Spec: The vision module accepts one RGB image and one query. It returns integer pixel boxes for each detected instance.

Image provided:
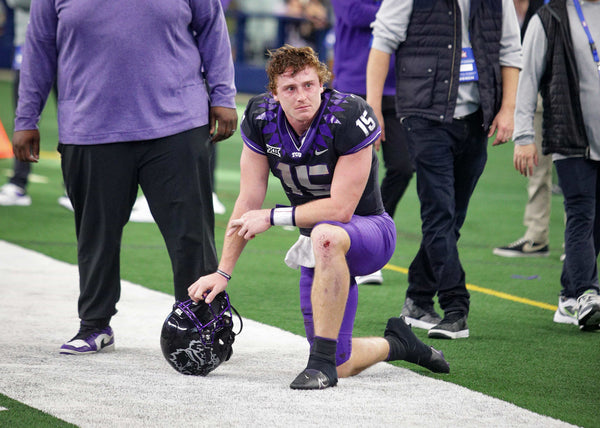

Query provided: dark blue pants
[403,110,487,316]
[555,158,600,298]
[59,126,217,324]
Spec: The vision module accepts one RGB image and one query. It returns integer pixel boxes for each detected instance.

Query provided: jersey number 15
[356,110,376,137]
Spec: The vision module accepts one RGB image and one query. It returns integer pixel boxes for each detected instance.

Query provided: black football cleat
[290,369,337,390]
[427,347,450,373]
[385,316,450,374]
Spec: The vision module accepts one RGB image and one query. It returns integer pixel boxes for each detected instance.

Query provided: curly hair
[266,45,332,94]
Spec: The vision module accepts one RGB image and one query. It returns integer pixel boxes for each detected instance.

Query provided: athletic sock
[384,318,429,363]
[306,336,338,384]
[384,317,449,373]
[385,335,407,362]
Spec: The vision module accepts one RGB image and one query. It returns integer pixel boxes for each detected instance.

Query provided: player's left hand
[227,209,272,240]
[209,106,238,143]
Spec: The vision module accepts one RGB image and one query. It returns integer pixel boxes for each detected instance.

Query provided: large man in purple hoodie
[12,0,238,355]
[331,0,414,286]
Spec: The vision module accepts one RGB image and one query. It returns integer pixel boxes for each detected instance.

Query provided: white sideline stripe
[0,240,574,428]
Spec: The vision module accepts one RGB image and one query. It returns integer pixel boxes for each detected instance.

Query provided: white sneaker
[129,195,155,223]
[553,295,578,326]
[355,270,383,285]
[58,195,73,211]
[0,183,31,206]
[577,289,600,331]
[212,192,226,215]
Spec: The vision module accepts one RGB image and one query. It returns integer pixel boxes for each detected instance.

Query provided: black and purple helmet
[160,292,239,376]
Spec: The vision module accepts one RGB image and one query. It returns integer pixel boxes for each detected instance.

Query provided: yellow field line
[40,150,60,160]
[384,263,558,311]
[17,152,560,313]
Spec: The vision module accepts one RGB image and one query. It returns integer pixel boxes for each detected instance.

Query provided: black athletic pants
[355,95,414,219]
[379,96,414,219]
[59,126,217,324]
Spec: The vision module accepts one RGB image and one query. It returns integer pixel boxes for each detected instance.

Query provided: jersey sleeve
[333,95,381,155]
[240,95,267,155]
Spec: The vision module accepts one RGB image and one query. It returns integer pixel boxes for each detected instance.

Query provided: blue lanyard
[572,0,600,79]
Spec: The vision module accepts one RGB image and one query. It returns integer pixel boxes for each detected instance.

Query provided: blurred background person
[511,0,600,330]
[493,0,554,258]
[0,0,34,207]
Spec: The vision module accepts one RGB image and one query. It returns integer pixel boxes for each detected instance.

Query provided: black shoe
[428,312,469,339]
[290,369,337,390]
[401,297,442,330]
[385,317,450,373]
[492,238,549,258]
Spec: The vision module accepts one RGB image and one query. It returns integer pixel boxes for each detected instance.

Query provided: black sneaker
[428,312,469,339]
[290,369,337,390]
[492,238,549,258]
[385,317,450,373]
[401,297,442,330]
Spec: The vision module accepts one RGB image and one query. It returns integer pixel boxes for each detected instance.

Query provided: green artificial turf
[1,78,598,428]
[0,395,77,428]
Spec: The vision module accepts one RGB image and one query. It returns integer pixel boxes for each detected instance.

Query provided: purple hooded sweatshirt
[331,0,395,96]
[15,0,236,144]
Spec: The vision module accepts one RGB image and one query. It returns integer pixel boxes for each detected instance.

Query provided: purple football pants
[299,212,396,365]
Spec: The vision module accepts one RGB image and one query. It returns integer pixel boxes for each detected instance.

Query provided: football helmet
[160,292,241,376]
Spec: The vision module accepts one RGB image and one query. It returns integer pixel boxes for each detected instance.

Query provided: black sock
[306,337,338,383]
[81,318,110,330]
[385,335,406,362]
[384,317,428,363]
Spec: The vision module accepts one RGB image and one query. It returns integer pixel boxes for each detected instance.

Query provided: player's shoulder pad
[330,90,374,120]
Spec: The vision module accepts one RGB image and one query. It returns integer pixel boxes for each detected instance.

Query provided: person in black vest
[512,0,600,330]
[366,0,522,339]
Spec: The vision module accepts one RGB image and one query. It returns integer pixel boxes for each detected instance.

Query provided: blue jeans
[555,158,600,298]
[403,110,487,316]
